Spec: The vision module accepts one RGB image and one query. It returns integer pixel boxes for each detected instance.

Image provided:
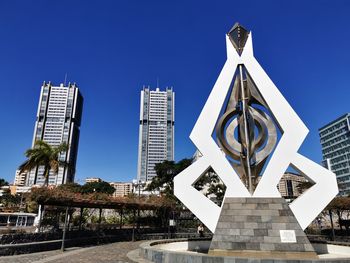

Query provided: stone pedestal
[209,198,318,259]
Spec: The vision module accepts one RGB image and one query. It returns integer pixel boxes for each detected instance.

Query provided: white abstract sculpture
[174,24,338,233]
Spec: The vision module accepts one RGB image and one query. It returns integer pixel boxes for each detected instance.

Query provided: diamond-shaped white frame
[174,32,338,232]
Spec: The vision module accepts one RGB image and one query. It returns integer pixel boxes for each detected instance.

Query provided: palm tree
[19,140,69,186]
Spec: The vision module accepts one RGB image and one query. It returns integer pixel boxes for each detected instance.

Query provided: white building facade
[277,172,308,199]
[85,177,101,184]
[137,86,174,182]
[110,182,132,197]
[26,82,83,186]
[14,170,27,186]
[319,113,350,195]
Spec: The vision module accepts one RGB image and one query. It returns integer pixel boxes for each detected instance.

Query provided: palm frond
[54,142,69,154]
[18,159,37,174]
[20,140,71,186]
[50,160,60,173]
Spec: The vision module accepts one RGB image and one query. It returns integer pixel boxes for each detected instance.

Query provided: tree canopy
[19,140,69,186]
[193,167,226,206]
[57,182,82,193]
[145,159,227,206]
[0,178,9,187]
[0,189,20,208]
[80,181,115,195]
[327,196,350,211]
[145,159,192,198]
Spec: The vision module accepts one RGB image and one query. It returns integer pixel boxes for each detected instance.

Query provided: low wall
[0,227,168,245]
[140,239,350,263]
[0,229,203,256]
[0,228,157,256]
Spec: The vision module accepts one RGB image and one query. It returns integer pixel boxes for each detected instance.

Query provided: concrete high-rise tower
[319,113,350,195]
[137,86,174,182]
[26,82,83,186]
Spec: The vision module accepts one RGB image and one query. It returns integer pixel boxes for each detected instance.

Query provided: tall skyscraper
[26,82,83,186]
[319,113,350,195]
[137,86,174,182]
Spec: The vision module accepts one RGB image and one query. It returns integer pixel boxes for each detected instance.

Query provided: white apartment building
[85,177,102,184]
[110,182,132,197]
[26,82,83,186]
[14,170,27,186]
[137,86,174,182]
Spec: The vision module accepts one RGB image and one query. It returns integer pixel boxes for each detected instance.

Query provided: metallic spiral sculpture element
[216,24,278,194]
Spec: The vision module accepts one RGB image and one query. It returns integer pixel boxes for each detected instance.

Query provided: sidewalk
[0,241,143,263]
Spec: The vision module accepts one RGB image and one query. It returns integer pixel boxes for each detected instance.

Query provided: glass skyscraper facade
[319,113,350,195]
[137,86,174,182]
[26,82,83,186]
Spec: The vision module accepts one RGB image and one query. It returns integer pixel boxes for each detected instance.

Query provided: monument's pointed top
[227,22,249,55]
[228,22,244,32]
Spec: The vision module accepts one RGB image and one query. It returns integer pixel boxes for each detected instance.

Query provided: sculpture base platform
[208,197,318,259]
[138,239,350,262]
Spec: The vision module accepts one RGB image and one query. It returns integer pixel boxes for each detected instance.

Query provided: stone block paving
[0,241,143,263]
[0,250,61,263]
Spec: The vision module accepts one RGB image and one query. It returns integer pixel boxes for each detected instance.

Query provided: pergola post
[120,208,123,229]
[137,207,140,229]
[68,209,72,231]
[329,209,336,241]
[98,208,102,230]
[168,211,171,239]
[61,206,69,252]
[79,207,83,231]
[55,210,59,230]
[132,208,136,241]
[38,204,45,232]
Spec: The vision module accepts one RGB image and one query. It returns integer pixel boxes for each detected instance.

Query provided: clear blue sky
[1,0,350,184]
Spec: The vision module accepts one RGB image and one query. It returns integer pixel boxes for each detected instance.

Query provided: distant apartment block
[277,172,308,199]
[137,86,174,182]
[319,113,350,195]
[14,170,27,186]
[26,82,83,186]
[110,182,132,197]
[85,177,102,184]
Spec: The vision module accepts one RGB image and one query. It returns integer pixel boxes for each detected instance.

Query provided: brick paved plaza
[0,241,145,263]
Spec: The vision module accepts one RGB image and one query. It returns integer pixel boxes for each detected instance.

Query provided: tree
[207,182,226,206]
[146,159,193,199]
[57,183,82,193]
[0,179,9,187]
[80,181,115,195]
[0,189,21,208]
[296,181,314,194]
[193,168,227,206]
[19,140,69,186]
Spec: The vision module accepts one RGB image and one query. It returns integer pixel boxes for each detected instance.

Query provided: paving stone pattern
[0,241,143,263]
[210,197,315,253]
[0,250,61,263]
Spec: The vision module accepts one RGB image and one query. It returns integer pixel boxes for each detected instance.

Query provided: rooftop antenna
[64,73,68,86]
[157,77,159,88]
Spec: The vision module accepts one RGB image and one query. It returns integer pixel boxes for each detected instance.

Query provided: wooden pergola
[30,188,176,251]
[37,196,171,210]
